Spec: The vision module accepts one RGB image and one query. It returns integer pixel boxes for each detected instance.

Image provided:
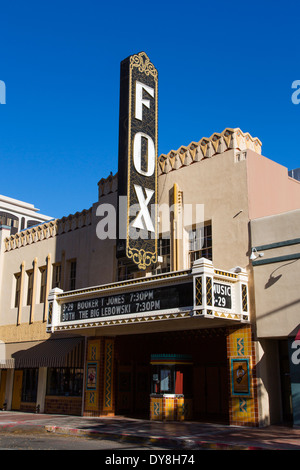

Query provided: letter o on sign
[133,131,155,177]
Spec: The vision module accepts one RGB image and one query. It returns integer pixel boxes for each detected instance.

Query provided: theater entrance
[114,328,229,423]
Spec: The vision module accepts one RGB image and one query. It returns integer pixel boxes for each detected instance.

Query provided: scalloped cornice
[4,208,92,251]
[158,128,261,175]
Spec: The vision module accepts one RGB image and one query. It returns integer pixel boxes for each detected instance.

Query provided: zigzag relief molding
[4,208,92,251]
[158,128,262,175]
[97,128,262,195]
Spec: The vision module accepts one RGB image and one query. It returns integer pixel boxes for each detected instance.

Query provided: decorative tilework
[150,396,192,421]
[195,277,202,306]
[239,398,247,413]
[206,277,213,306]
[241,284,248,312]
[103,339,114,411]
[237,338,244,356]
[154,401,160,416]
[84,339,101,413]
[227,325,259,427]
[88,340,101,361]
[91,346,97,360]
[89,392,95,404]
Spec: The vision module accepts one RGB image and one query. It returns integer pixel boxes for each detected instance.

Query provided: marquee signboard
[117,52,158,270]
[60,282,193,323]
[213,282,232,309]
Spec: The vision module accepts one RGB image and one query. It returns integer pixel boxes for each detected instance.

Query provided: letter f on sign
[132,184,155,232]
[0,81,6,104]
[135,81,154,121]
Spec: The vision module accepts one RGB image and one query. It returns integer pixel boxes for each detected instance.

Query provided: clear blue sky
[0,0,299,219]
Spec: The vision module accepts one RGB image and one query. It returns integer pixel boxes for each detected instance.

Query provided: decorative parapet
[4,208,92,251]
[97,128,262,192]
[158,128,262,175]
[98,172,118,199]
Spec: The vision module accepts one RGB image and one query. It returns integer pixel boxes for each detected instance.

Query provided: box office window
[46,367,83,397]
[189,224,212,265]
[151,364,193,396]
[21,368,38,403]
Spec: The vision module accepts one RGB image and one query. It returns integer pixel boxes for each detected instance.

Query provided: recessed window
[27,271,34,306]
[22,368,38,402]
[52,264,62,289]
[46,367,83,397]
[40,267,47,303]
[14,273,21,308]
[188,223,212,265]
[69,260,77,291]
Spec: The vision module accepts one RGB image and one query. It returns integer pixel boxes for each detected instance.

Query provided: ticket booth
[150,354,193,421]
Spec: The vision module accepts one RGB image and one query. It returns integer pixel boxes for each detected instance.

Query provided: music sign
[213,282,232,309]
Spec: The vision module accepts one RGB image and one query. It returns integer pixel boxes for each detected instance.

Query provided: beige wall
[0,193,117,343]
[158,149,251,272]
[251,210,300,338]
[2,137,300,344]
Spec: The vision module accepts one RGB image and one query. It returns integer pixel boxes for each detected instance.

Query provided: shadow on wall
[264,259,299,289]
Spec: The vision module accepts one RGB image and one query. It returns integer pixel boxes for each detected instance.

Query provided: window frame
[26,270,34,306]
[188,223,212,265]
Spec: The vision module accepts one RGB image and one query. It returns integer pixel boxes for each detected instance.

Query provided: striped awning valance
[0,337,84,369]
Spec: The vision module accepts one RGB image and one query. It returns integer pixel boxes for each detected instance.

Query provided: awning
[0,336,84,369]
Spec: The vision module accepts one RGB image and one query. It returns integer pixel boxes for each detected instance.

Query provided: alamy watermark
[96,198,204,240]
[0,80,6,104]
[291,80,300,104]
[291,335,300,365]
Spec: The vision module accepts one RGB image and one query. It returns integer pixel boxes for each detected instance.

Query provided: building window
[0,211,19,234]
[46,368,83,397]
[153,235,171,274]
[21,368,38,403]
[27,271,34,306]
[27,220,41,228]
[151,364,192,396]
[52,264,61,289]
[188,223,212,265]
[40,267,47,303]
[69,261,76,291]
[14,273,21,308]
[117,259,138,282]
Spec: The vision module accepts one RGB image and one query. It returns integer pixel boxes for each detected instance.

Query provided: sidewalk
[0,411,299,450]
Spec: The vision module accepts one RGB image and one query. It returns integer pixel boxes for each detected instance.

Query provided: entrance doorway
[114,328,229,423]
[116,362,150,418]
[11,370,23,410]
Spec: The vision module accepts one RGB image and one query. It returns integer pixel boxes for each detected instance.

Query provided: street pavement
[0,411,299,450]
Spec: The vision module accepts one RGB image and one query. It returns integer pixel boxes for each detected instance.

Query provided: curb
[44,425,271,450]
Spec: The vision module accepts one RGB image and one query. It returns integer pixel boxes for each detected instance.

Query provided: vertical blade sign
[117,52,158,270]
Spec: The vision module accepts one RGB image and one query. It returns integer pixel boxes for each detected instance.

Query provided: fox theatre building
[46,52,260,426]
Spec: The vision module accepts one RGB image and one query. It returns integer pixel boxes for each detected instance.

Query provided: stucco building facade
[0,126,299,426]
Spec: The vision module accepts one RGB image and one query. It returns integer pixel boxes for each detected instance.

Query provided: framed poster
[231,358,251,396]
[86,362,97,391]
